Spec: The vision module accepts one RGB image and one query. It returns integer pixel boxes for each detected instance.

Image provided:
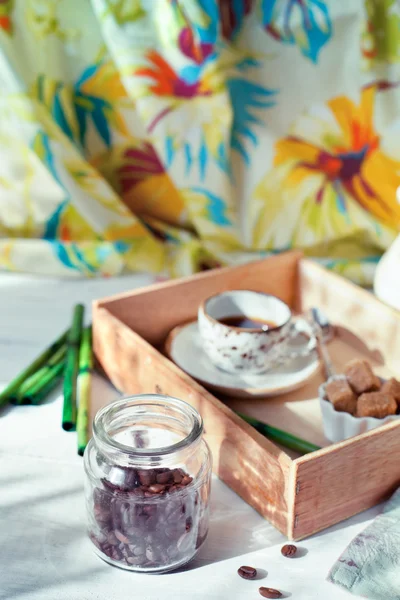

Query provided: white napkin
[328,487,400,599]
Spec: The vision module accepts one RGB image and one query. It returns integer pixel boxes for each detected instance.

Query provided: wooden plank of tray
[293,420,400,539]
[93,306,295,537]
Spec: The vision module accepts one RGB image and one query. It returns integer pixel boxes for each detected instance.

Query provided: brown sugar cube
[371,375,381,391]
[325,379,358,415]
[356,392,397,419]
[344,359,376,394]
[381,378,400,405]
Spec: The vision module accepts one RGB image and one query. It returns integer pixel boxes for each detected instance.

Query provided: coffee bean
[181,475,193,486]
[281,543,297,557]
[156,471,172,484]
[238,565,257,580]
[146,547,156,561]
[259,588,282,599]
[115,530,130,544]
[94,505,110,525]
[127,555,145,565]
[107,532,119,546]
[138,469,156,486]
[101,544,114,558]
[148,483,166,494]
[132,543,145,556]
[172,469,183,484]
[185,516,193,532]
[111,548,122,561]
[126,526,141,537]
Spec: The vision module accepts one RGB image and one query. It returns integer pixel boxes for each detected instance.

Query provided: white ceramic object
[374,233,400,310]
[197,290,316,374]
[319,375,400,442]
[165,320,320,399]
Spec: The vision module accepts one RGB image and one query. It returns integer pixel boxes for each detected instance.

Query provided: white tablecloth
[0,272,381,600]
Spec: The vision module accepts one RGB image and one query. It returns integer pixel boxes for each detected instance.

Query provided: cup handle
[284,320,317,360]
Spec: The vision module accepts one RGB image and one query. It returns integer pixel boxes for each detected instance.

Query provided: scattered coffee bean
[238,565,257,580]
[281,544,297,557]
[259,587,282,599]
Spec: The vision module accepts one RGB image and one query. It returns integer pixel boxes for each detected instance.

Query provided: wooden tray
[92,251,400,541]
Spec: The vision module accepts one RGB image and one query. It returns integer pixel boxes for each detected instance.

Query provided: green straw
[14,344,67,404]
[0,328,69,408]
[62,304,85,431]
[19,360,65,405]
[77,326,93,456]
[238,412,321,455]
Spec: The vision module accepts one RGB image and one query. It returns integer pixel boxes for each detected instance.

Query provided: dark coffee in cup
[218,316,278,330]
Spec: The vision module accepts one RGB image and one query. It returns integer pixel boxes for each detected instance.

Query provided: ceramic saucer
[165,320,321,399]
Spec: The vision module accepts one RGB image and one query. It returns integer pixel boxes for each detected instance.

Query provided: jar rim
[93,394,204,458]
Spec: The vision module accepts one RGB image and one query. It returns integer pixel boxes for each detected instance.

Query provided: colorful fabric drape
[1,0,400,282]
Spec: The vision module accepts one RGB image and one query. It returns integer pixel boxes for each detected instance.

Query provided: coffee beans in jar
[84,395,212,573]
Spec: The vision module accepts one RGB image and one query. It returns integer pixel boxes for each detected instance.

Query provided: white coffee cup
[198,290,315,374]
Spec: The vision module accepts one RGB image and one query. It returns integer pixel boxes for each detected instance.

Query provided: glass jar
[83,394,212,573]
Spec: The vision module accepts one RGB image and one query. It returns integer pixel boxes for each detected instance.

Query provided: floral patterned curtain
[1,0,400,282]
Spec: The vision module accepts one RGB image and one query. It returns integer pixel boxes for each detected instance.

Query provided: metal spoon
[308,307,336,380]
